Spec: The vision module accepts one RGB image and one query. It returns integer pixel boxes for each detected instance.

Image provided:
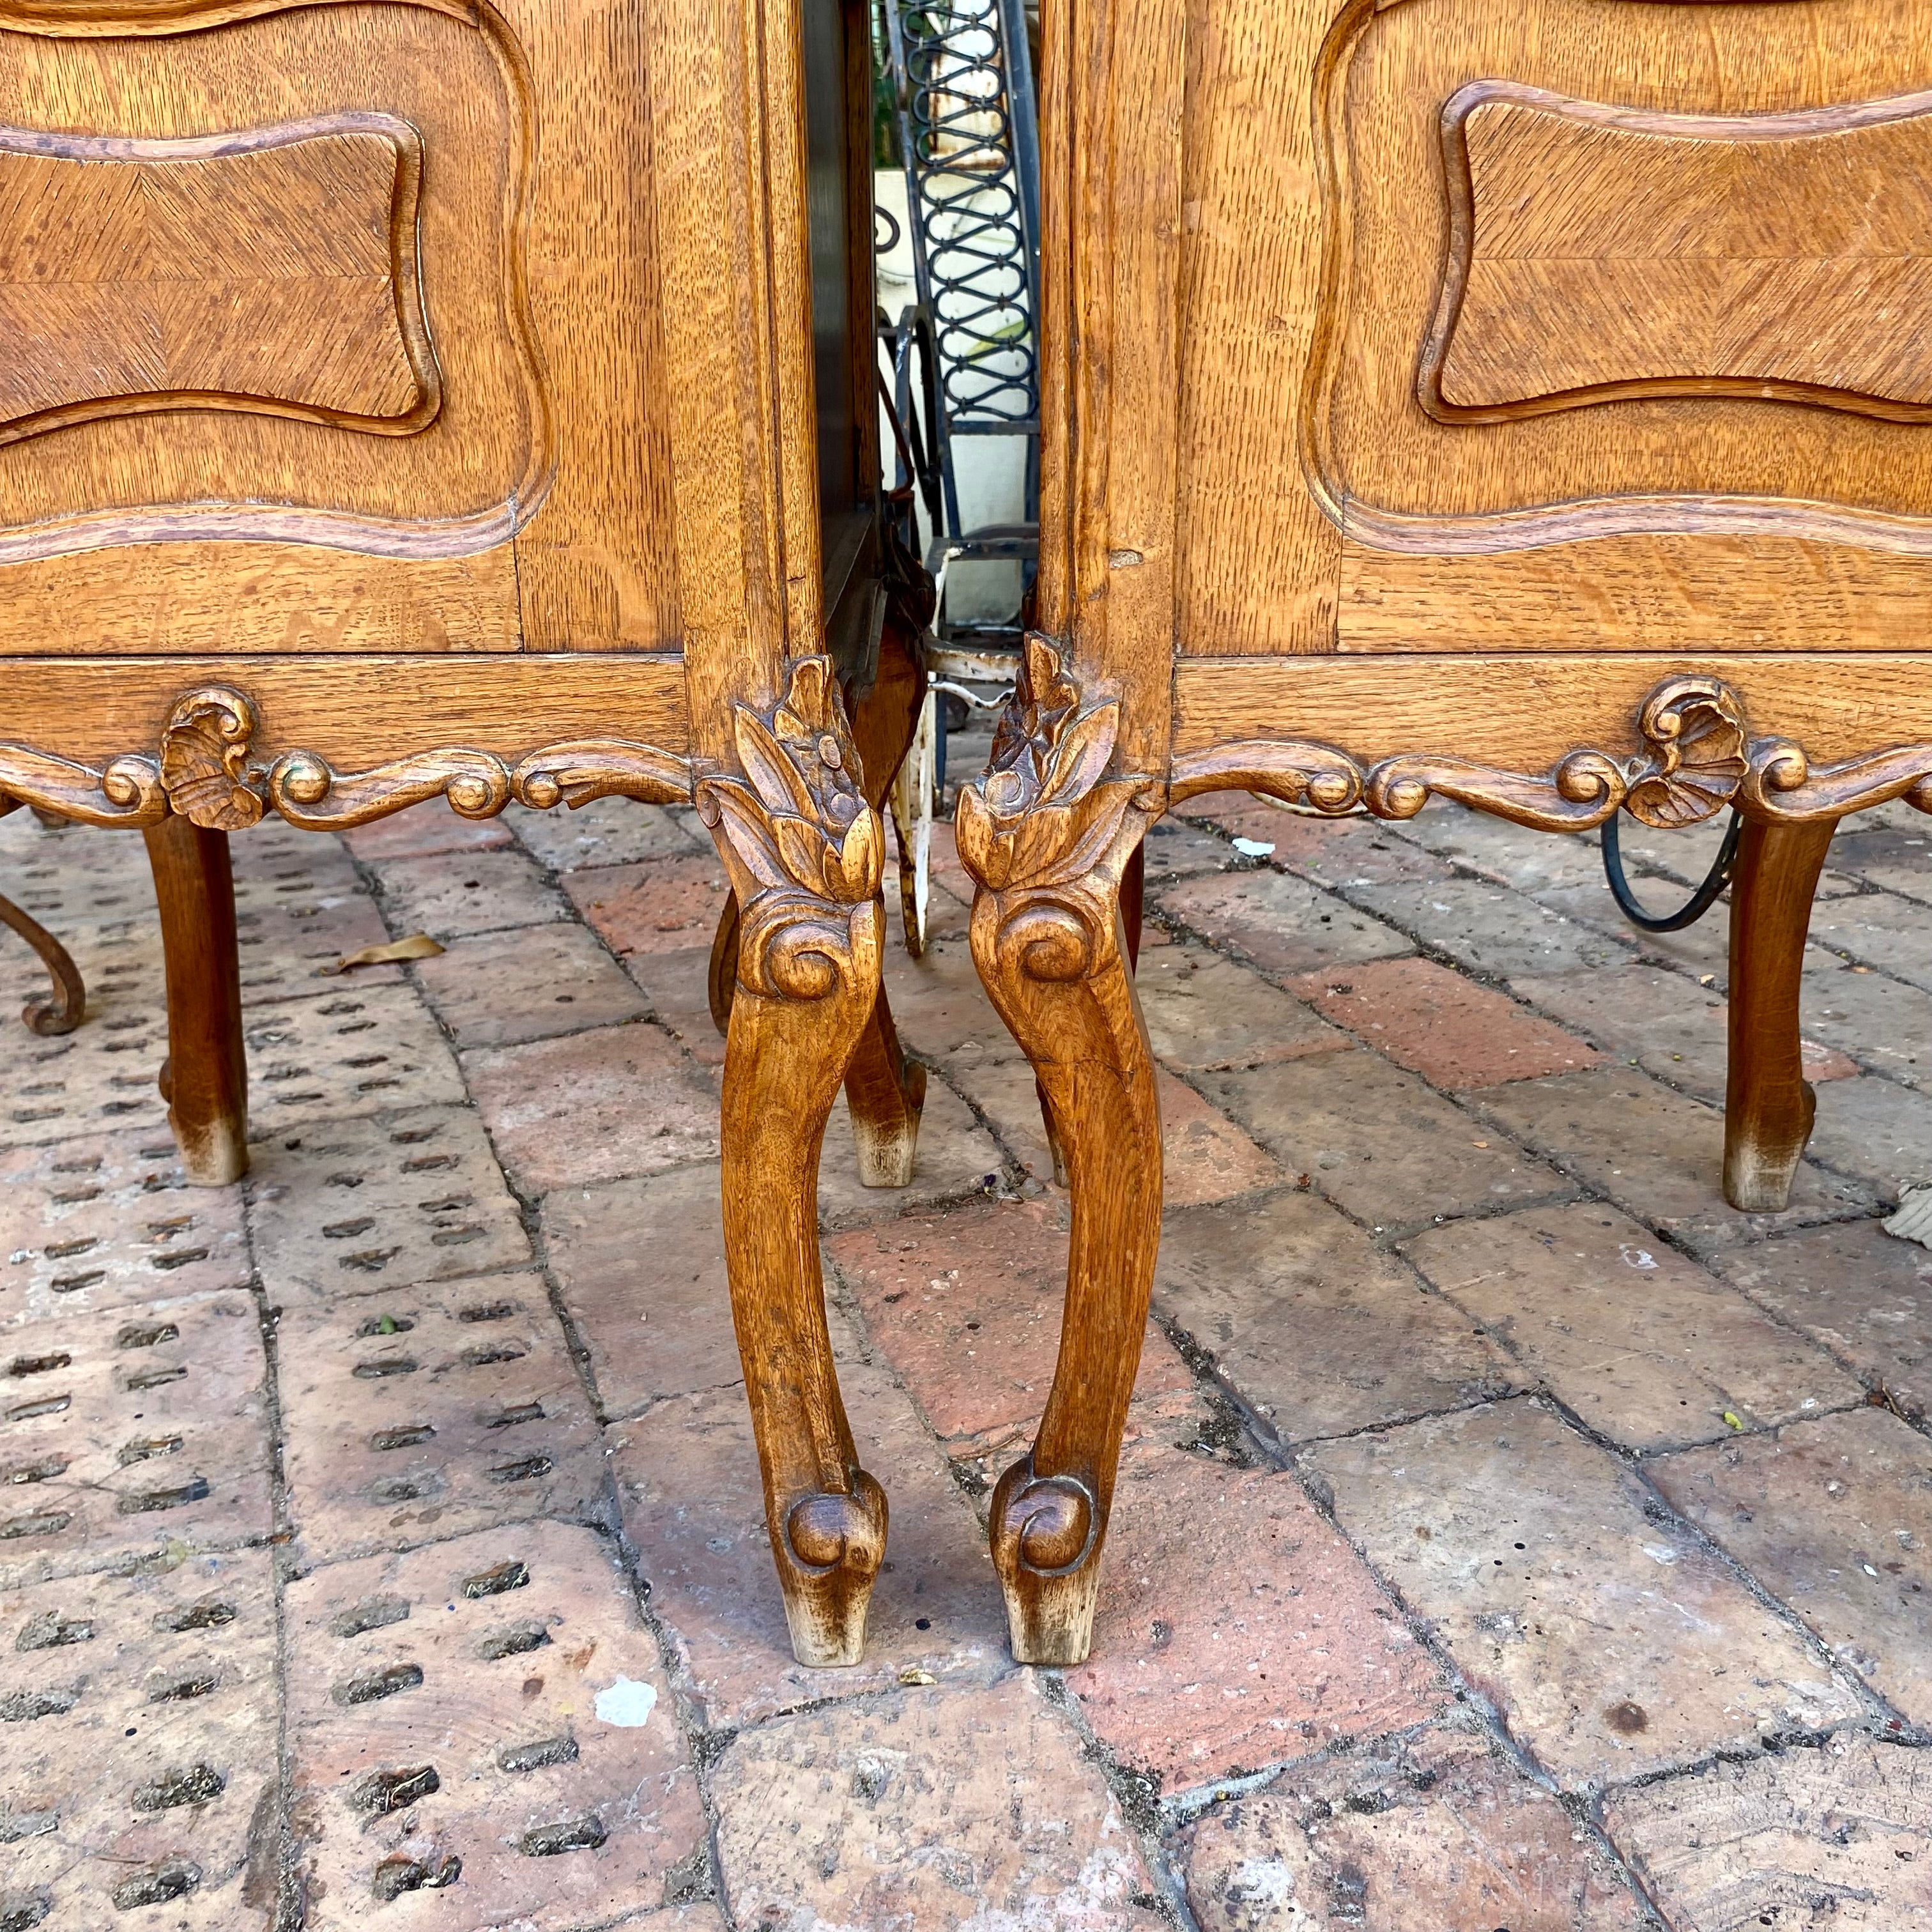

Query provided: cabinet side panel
[1172,0,1340,655]
[503,0,682,652]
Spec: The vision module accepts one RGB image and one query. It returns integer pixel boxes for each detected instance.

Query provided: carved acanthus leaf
[698,656,881,912]
[955,635,1162,894]
[695,656,885,1003]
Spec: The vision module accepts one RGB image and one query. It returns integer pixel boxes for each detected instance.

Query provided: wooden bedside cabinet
[0,0,931,1666]
[953,0,1932,1665]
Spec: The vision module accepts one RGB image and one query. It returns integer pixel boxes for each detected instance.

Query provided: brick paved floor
[3,751,1929,1931]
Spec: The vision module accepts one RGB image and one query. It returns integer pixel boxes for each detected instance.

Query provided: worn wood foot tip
[1723,817,1837,1217]
[850,1057,926,1187]
[990,1457,1105,1666]
[772,1471,889,1667]
[845,977,928,1188]
[1724,1078,1817,1215]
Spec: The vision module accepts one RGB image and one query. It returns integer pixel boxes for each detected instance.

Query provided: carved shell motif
[1622,678,1748,830]
[158,687,265,831]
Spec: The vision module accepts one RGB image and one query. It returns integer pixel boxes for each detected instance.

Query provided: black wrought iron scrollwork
[1601,807,1744,933]
[886,0,1040,443]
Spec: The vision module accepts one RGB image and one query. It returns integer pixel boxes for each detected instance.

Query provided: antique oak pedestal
[950,0,1932,1666]
[0,0,928,1667]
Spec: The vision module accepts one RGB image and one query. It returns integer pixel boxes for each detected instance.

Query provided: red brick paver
[1293,955,1605,1089]
[564,855,730,960]
[275,1269,604,1565]
[1406,1200,1862,1450]
[1070,1438,1444,1791]
[1710,1219,1932,1422]
[2,1129,249,1326]
[463,1023,718,1194]
[613,1362,1008,1728]
[709,1675,1166,1928]
[413,924,651,1049]
[0,1549,279,1930]
[0,1289,271,1584]
[1179,1721,1647,1930]
[541,1163,740,1417]
[286,1522,703,1930]
[829,1199,1194,1446]
[370,848,569,942]
[1305,1400,1860,1787]
[342,798,517,862]
[1605,1739,1932,1929]
[1650,1407,1932,1726]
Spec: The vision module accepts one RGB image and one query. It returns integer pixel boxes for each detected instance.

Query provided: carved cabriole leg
[0,889,86,1036]
[698,659,889,1666]
[1032,841,1140,1193]
[704,624,931,1189]
[144,816,249,1187]
[1724,816,1839,1213]
[841,611,930,1186]
[958,638,1165,1664]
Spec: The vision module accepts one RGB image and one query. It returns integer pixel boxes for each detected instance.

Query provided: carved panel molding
[1304,0,1932,555]
[1423,83,1932,427]
[0,684,691,831]
[0,115,440,447]
[0,0,551,566]
[1171,673,1932,829]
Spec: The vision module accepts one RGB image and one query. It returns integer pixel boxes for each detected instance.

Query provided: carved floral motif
[1623,680,1749,827]
[0,668,1926,850]
[694,656,884,1002]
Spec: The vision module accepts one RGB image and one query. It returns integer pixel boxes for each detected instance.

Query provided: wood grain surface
[0,117,435,441]
[1429,84,1932,422]
[1337,535,1932,654]
[1031,0,1182,763]
[0,0,544,569]
[1172,652,1932,767]
[1138,0,1932,648]
[0,656,689,765]
[1172,0,1342,656]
